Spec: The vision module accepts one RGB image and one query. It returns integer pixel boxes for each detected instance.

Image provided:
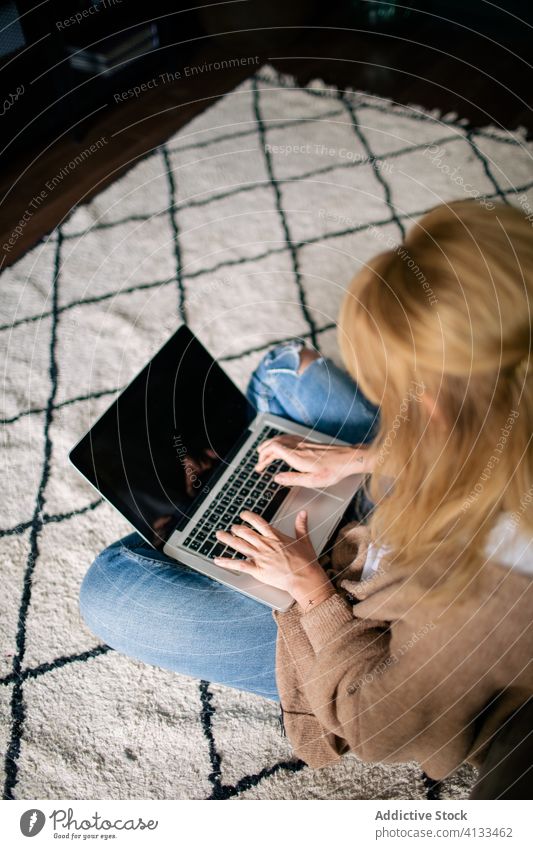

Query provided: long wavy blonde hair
[338,200,533,593]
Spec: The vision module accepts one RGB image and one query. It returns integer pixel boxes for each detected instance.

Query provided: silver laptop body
[164,410,362,611]
[70,326,363,612]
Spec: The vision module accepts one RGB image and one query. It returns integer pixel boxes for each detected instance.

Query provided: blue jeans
[79,341,378,700]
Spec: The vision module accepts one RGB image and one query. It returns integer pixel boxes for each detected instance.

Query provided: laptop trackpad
[271,487,344,553]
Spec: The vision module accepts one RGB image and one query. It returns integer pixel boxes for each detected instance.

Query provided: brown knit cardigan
[274,523,533,779]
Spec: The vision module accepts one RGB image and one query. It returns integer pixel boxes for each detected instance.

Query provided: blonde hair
[338,200,533,594]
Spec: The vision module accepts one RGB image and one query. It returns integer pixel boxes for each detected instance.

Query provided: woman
[80,200,533,781]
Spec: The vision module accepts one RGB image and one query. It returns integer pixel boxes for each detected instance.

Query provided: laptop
[69,325,363,611]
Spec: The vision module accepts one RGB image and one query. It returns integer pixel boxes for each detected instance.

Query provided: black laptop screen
[70,326,255,548]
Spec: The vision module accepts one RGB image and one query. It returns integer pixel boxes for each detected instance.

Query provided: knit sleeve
[299,593,454,772]
[274,591,391,768]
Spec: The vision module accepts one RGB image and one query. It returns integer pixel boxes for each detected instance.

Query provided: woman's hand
[214,510,335,609]
[256,434,374,488]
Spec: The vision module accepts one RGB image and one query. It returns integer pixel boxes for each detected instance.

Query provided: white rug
[2,66,531,800]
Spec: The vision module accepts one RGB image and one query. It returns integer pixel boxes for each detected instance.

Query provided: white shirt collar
[485,512,533,575]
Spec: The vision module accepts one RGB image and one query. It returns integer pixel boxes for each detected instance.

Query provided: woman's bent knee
[78,535,136,641]
[246,339,312,414]
[246,338,378,442]
[297,346,320,374]
[79,549,114,640]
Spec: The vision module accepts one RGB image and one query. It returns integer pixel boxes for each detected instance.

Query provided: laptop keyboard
[182,426,291,561]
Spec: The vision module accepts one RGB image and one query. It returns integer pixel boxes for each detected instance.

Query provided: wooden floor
[2,18,532,267]
[0,41,256,268]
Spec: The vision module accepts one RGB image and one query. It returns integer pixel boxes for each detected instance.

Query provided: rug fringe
[257,64,530,143]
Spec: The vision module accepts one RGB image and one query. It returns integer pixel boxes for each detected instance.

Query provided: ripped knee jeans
[246,340,379,445]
